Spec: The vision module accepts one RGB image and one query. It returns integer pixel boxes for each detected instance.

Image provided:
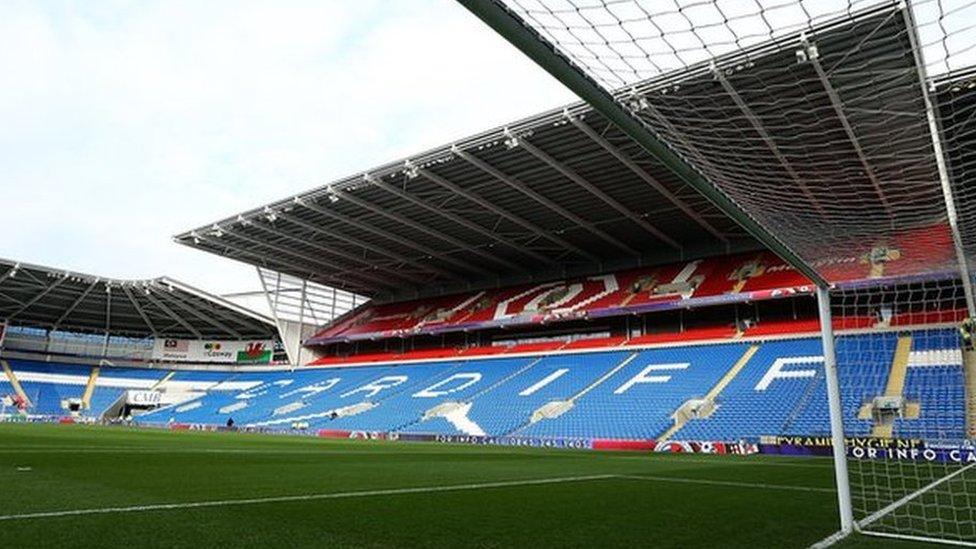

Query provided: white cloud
[0,0,574,295]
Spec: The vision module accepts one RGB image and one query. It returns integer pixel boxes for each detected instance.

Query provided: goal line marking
[858,461,976,530]
[810,461,976,548]
[617,474,835,493]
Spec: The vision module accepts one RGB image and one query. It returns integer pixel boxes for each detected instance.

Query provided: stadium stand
[305,251,816,345]
[520,345,747,440]
[893,329,967,440]
[109,325,966,444]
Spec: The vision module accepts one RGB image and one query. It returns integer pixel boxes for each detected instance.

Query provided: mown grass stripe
[0,475,616,522]
[618,474,835,493]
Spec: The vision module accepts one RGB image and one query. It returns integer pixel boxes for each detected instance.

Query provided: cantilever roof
[175,91,758,301]
[0,258,277,340]
[177,3,974,302]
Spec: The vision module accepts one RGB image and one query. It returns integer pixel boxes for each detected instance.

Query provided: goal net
[833,278,976,545]
[459,0,976,544]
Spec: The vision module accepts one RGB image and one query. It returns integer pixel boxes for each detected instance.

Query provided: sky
[0,0,575,296]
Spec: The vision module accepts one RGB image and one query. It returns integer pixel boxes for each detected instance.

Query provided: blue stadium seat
[19,328,969,443]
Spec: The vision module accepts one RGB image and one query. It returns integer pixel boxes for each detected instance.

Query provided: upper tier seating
[308,242,959,346]
[308,251,815,345]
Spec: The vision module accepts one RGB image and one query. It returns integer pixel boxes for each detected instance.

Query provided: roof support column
[296,279,307,366]
[102,286,112,358]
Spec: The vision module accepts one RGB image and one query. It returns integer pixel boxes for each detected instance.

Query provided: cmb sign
[126,390,162,406]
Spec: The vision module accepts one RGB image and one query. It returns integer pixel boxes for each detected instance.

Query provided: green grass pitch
[0,423,931,548]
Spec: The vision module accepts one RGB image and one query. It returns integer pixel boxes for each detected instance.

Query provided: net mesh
[479,0,976,543]
[832,279,976,542]
[497,0,976,287]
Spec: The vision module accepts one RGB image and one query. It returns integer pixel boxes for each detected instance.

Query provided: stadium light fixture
[403,160,420,180]
[502,128,519,149]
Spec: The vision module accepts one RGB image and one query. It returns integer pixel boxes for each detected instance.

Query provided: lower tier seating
[4,329,969,443]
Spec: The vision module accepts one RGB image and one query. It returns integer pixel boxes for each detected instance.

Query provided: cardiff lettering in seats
[614,363,689,394]
[340,376,408,398]
[281,378,340,398]
[519,368,569,396]
[413,373,482,398]
[754,356,822,391]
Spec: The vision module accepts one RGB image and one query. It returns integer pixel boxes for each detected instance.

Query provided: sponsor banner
[349,431,389,441]
[758,443,831,458]
[652,440,760,455]
[765,435,924,449]
[394,433,437,443]
[427,434,592,450]
[271,340,289,365]
[592,439,656,451]
[152,339,275,364]
[125,390,162,406]
[168,423,218,432]
[319,429,349,438]
[848,442,976,464]
[760,437,975,464]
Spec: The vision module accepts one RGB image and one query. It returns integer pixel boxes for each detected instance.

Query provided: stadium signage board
[760,437,976,464]
[152,338,275,364]
[125,390,162,406]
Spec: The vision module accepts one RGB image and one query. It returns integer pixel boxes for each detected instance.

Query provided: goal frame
[457,0,976,544]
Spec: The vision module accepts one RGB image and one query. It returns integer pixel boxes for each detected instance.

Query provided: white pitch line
[0,474,615,522]
[858,461,976,529]
[617,474,836,494]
